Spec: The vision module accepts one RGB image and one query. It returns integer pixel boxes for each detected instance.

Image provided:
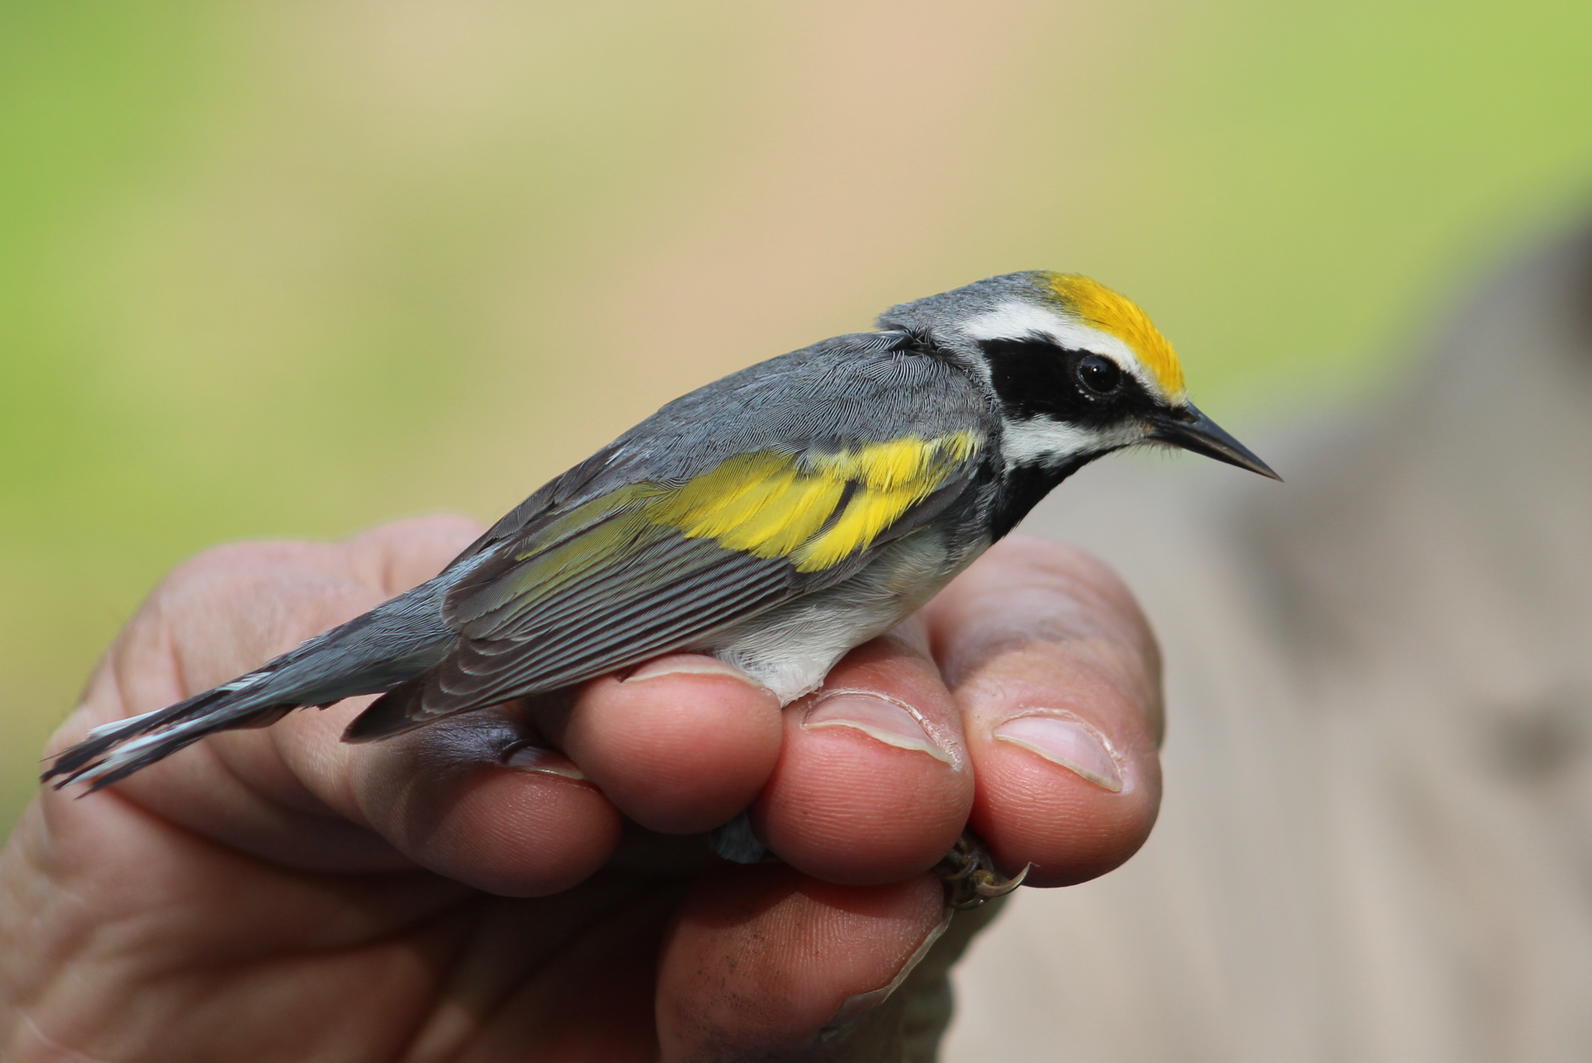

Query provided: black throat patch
[979,451,1102,540]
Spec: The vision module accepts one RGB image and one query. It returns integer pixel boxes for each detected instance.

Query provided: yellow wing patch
[505,431,979,601]
[1046,273,1186,400]
[650,431,980,572]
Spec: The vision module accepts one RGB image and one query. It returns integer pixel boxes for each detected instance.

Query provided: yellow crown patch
[1045,274,1185,400]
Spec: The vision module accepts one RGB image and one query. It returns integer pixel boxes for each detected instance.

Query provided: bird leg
[934,831,1030,910]
[711,815,1028,911]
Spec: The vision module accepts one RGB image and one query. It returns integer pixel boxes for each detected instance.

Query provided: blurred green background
[2,1,1588,827]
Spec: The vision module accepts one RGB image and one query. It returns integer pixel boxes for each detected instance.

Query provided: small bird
[45,271,1276,902]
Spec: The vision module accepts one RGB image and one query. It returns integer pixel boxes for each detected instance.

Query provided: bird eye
[1076,354,1122,395]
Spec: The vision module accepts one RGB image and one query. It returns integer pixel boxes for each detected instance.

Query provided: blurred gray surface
[947,229,1592,1062]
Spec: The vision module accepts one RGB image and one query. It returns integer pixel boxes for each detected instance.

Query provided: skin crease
[0,516,1163,1062]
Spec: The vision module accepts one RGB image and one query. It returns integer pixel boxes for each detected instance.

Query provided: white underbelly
[707,530,989,704]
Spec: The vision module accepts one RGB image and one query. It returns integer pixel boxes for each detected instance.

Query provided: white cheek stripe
[1000,417,1144,468]
[960,301,1162,398]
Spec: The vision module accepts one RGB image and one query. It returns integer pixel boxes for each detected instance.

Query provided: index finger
[51,516,623,896]
[924,536,1164,887]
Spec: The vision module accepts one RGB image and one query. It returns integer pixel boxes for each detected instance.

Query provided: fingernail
[821,910,954,1036]
[620,655,768,691]
[504,745,586,780]
[802,690,955,765]
[994,712,1123,792]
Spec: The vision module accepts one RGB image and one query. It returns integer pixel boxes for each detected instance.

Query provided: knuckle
[390,512,484,540]
[145,539,368,640]
[1005,535,1130,603]
[345,512,483,551]
[160,540,318,591]
[342,513,485,594]
[1000,536,1156,650]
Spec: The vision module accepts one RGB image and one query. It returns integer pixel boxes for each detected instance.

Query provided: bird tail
[43,579,457,791]
[42,671,306,791]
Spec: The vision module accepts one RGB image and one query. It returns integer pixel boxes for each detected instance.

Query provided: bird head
[878,271,1280,481]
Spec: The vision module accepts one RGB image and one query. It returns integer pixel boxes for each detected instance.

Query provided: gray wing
[344,332,993,740]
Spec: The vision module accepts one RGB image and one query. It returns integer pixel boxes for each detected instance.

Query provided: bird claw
[935,832,1030,910]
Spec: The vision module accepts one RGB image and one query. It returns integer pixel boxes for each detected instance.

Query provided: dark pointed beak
[1144,402,1282,481]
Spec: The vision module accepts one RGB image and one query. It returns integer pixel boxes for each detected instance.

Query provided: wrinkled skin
[1,517,1164,1062]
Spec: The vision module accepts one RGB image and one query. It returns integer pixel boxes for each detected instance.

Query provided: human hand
[1,516,1163,1062]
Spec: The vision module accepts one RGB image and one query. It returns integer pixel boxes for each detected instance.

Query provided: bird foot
[935,832,1029,910]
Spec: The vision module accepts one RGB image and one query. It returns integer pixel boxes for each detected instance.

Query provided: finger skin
[926,535,1164,887]
[537,658,785,835]
[754,630,973,885]
[268,518,634,895]
[52,517,629,895]
[658,866,946,1061]
[337,710,625,897]
[17,518,1161,1059]
[341,514,488,595]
